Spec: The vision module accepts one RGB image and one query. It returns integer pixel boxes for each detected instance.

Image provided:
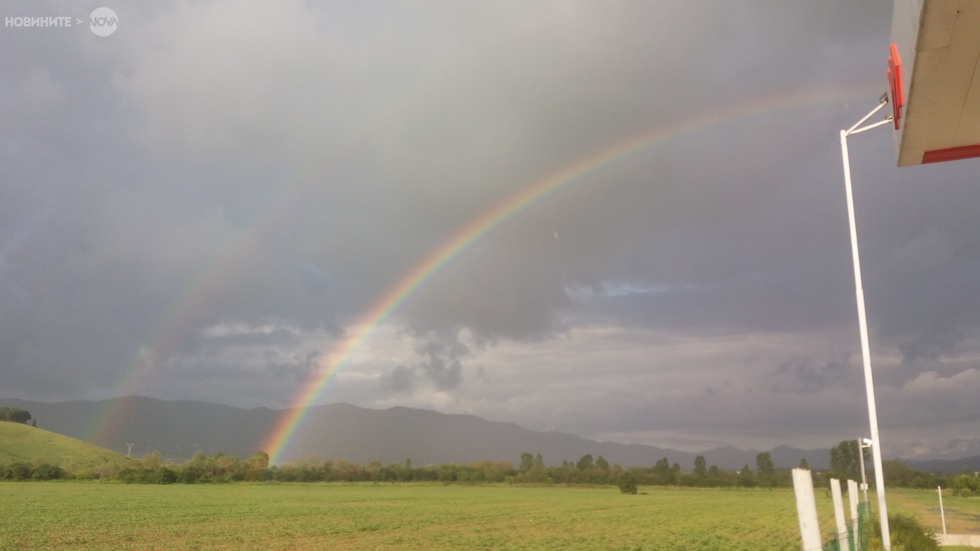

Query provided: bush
[178,467,202,484]
[158,467,178,484]
[31,463,65,481]
[2,462,32,481]
[871,513,939,551]
[618,471,638,494]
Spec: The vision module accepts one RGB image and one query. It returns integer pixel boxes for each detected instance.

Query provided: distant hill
[0,396,276,462]
[901,437,980,463]
[1,396,830,470]
[905,455,980,474]
[0,421,128,472]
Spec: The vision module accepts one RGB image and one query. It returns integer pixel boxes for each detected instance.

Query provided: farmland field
[888,488,980,535]
[0,483,835,550]
[1,482,976,550]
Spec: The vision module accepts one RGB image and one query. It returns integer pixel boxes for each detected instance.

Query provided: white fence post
[848,479,860,551]
[793,468,822,551]
[831,478,850,551]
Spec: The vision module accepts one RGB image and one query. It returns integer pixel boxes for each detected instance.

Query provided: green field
[0,483,833,550]
[889,488,980,535]
[1,482,976,550]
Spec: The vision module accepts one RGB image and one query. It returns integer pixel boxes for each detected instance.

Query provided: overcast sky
[2,0,978,459]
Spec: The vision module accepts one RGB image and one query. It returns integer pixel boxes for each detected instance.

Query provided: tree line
[0,449,779,487]
[3,443,977,495]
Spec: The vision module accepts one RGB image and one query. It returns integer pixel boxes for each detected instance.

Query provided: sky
[2,0,979,460]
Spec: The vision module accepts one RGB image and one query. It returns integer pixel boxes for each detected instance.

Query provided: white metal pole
[840,115,891,550]
[938,486,947,535]
[858,438,870,504]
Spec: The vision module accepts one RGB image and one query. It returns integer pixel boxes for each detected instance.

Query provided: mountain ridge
[4,395,962,472]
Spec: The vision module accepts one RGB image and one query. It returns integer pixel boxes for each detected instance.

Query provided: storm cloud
[2,0,978,459]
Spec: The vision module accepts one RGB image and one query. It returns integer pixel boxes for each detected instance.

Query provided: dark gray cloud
[380,365,417,394]
[772,354,858,395]
[380,332,469,392]
[2,0,978,458]
[266,350,321,382]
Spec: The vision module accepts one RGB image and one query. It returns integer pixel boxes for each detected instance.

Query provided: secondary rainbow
[261,83,884,464]
[83,38,501,447]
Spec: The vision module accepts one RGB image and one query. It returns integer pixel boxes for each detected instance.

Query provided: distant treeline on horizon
[2,447,978,495]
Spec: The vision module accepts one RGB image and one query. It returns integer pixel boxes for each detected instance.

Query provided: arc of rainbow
[85,33,500,447]
[262,83,885,464]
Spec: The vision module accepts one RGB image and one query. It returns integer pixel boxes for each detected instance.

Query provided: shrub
[2,461,32,481]
[179,467,202,484]
[158,467,178,484]
[870,514,938,551]
[618,471,638,494]
[31,463,65,481]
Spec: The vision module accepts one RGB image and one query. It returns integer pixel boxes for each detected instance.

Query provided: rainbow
[83,37,502,447]
[260,83,885,464]
[86,216,274,447]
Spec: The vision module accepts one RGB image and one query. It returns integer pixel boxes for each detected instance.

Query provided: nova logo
[89,7,117,37]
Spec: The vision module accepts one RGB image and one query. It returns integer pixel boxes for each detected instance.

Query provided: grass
[0,483,838,551]
[886,488,980,535]
[0,422,127,472]
[2,480,976,550]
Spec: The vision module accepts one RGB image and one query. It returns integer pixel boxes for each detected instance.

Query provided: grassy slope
[0,421,128,471]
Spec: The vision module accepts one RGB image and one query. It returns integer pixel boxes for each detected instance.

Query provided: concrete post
[793,468,822,551]
[848,479,860,551]
[831,478,850,551]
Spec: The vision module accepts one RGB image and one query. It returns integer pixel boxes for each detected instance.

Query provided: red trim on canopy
[922,144,980,164]
[888,43,903,130]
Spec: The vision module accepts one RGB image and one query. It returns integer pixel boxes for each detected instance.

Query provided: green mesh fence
[821,501,871,551]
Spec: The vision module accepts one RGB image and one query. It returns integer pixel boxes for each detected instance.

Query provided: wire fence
[794,469,872,551]
[821,501,871,551]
